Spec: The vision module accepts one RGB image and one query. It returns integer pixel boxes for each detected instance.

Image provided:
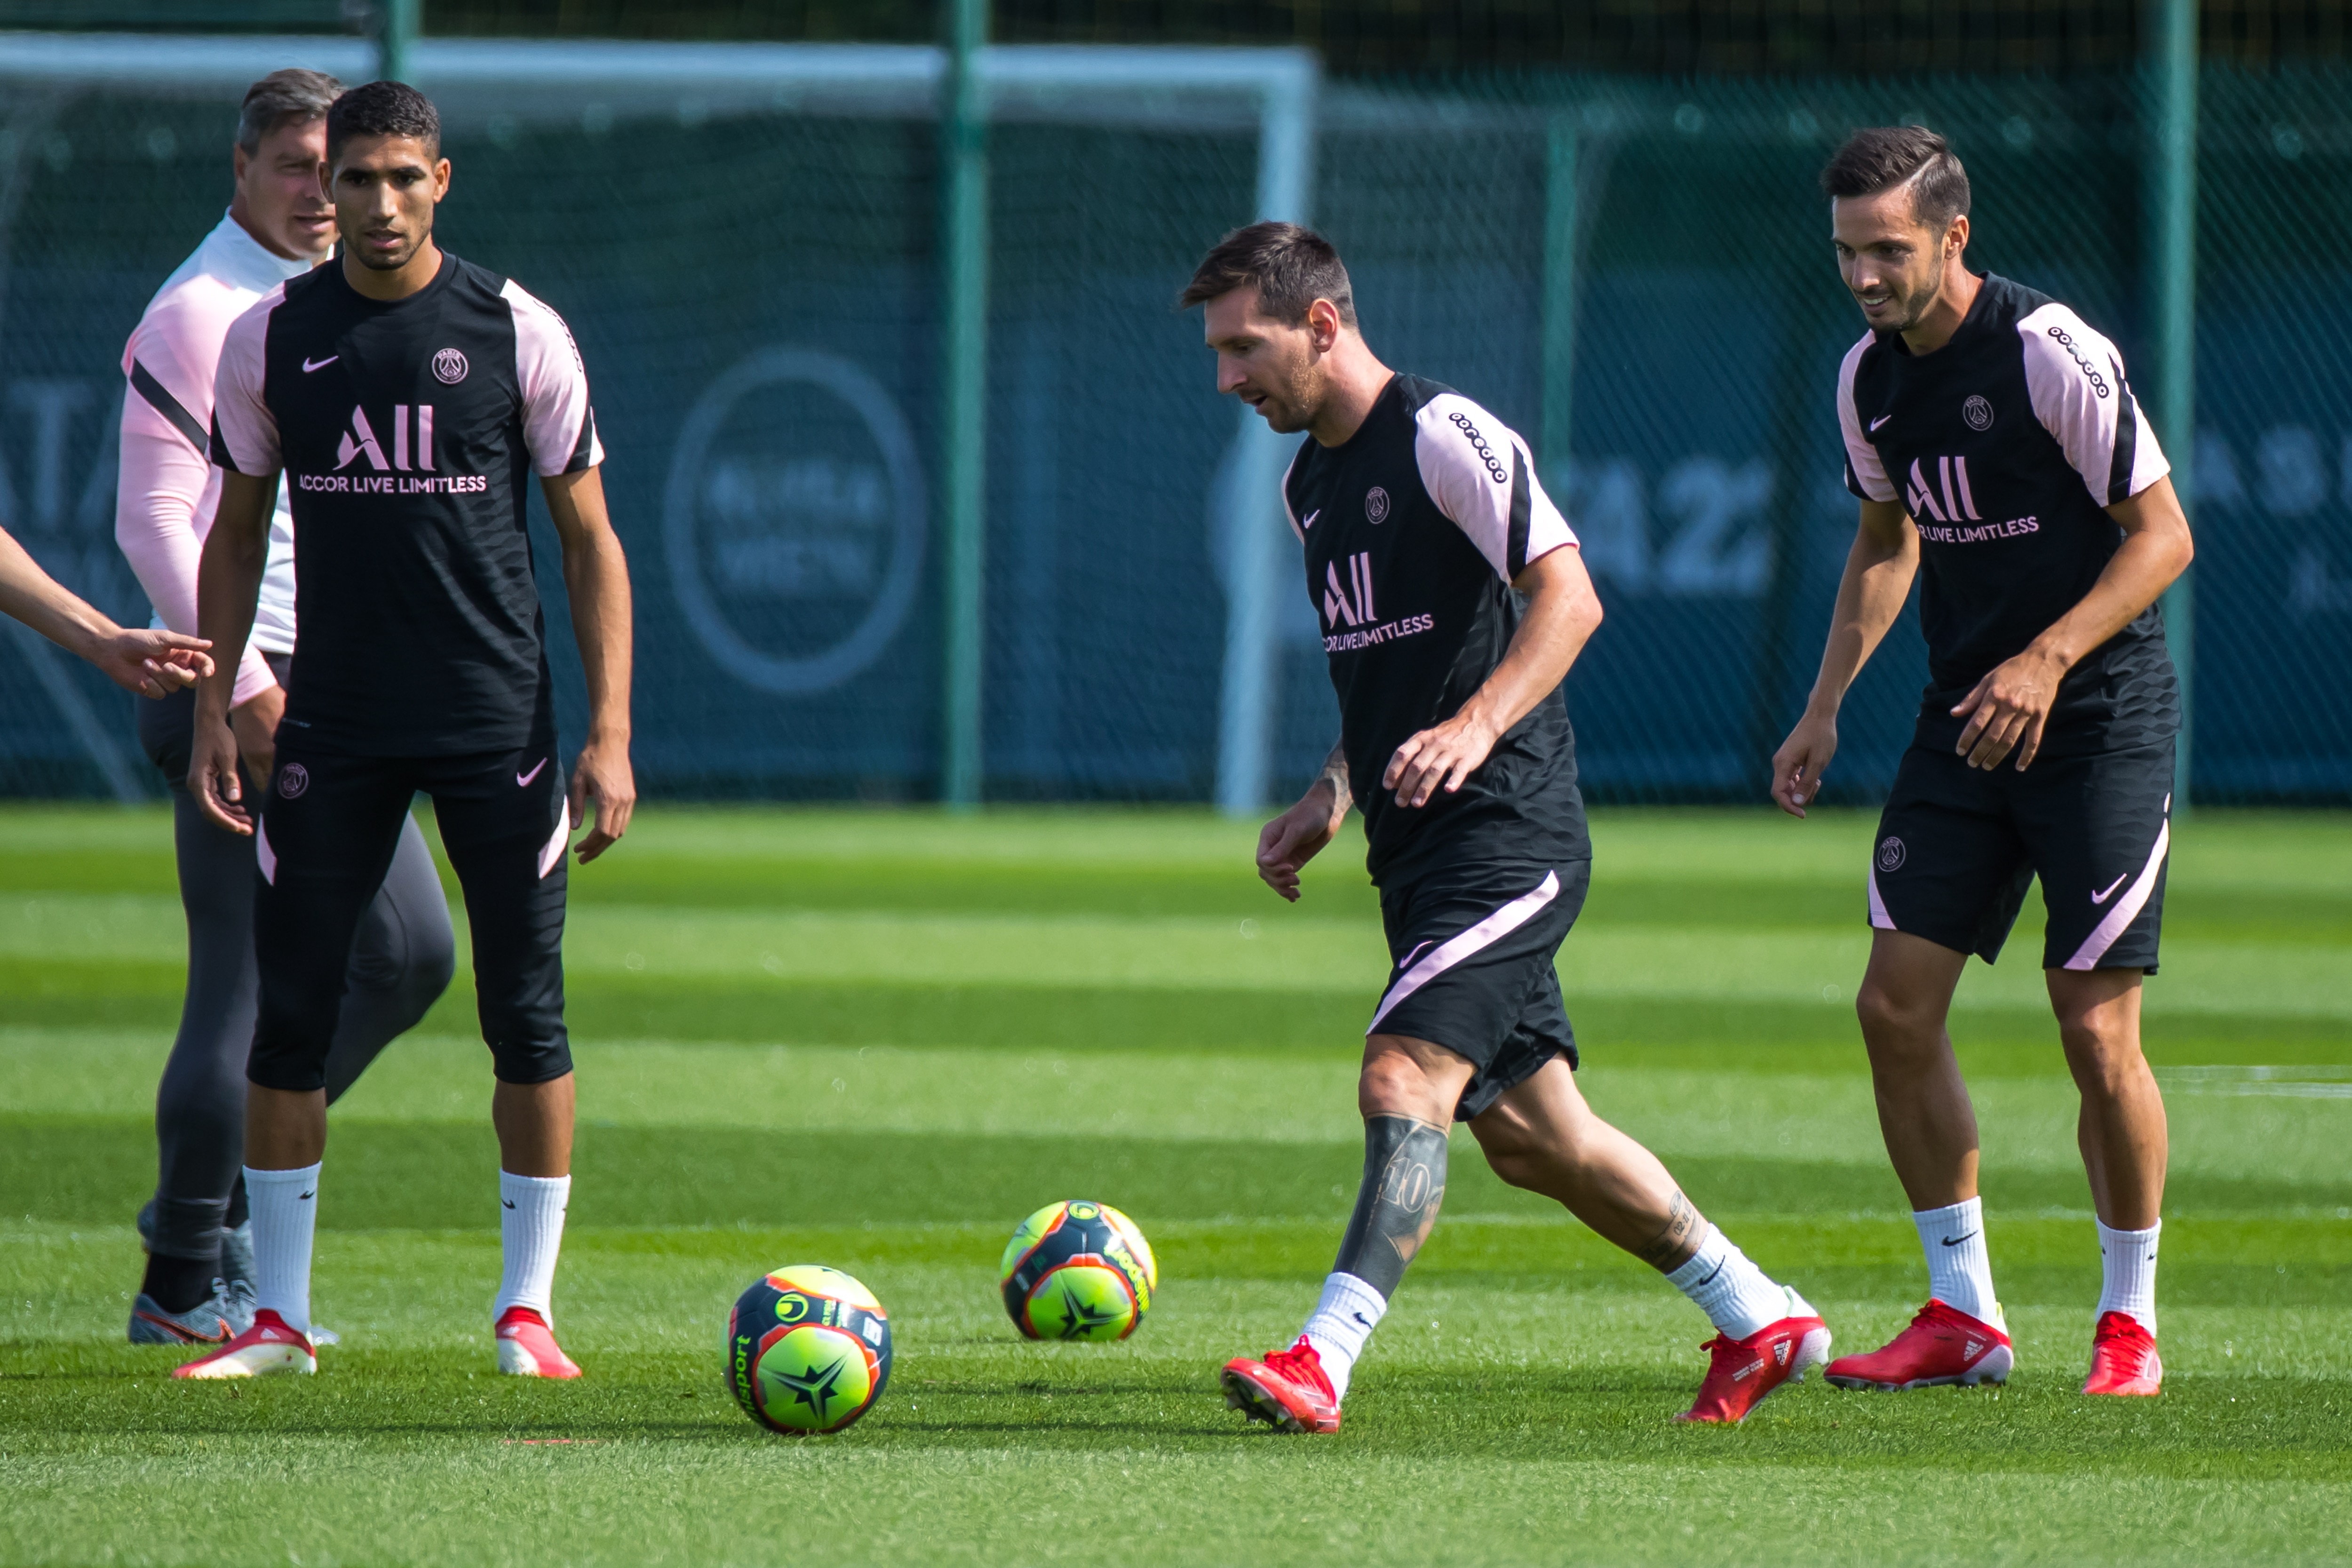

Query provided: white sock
[1914,1198,1999,1324]
[2096,1218,2161,1333]
[244,1162,321,1336]
[493,1171,571,1325]
[1300,1272,1385,1401]
[1664,1225,1794,1341]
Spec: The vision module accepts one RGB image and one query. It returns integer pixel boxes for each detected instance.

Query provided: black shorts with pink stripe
[248,724,573,1092]
[1868,739,2174,973]
[1371,860,1589,1121]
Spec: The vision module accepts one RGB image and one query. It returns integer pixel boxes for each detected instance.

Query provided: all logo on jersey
[432,348,469,385]
[1365,486,1390,523]
[1324,552,1377,628]
[1319,550,1435,653]
[1876,836,1906,873]
[336,405,435,473]
[277,763,309,800]
[1963,395,1994,431]
[1904,456,1981,524]
[303,405,487,495]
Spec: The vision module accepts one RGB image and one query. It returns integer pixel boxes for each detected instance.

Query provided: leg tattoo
[1637,1189,1703,1271]
[1332,1115,1450,1298]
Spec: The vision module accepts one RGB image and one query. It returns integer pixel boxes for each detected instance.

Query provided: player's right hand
[190,712,254,836]
[1255,783,1343,902]
[1771,711,1838,818]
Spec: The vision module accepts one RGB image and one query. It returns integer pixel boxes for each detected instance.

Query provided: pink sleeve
[208,294,282,476]
[117,363,276,707]
[501,279,604,476]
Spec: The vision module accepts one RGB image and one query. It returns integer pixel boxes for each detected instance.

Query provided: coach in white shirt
[113,69,454,1347]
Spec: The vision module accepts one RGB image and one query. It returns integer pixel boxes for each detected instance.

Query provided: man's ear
[1307,297,1343,352]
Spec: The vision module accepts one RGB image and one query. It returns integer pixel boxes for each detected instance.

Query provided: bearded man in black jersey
[1187,223,1833,1430]
[1772,128,2194,1398]
[174,82,635,1381]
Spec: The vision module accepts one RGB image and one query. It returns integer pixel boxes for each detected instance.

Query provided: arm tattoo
[1318,739,1352,816]
[1636,1190,1703,1270]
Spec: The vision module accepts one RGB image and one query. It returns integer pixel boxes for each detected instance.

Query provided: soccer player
[114,68,457,1348]
[1188,223,1832,1429]
[1771,128,2193,1397]
[172,80,636,1380]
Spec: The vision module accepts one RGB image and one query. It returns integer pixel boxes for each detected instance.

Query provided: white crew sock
[244,1162,321,1336]
[493,1171,572,1325]
[2096,1218,2161,1333]
[1300,1272,1386,1401]
[1914,1198,1999,1324]
[1664,1225,1794,1342]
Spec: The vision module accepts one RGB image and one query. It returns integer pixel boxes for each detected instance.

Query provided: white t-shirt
[117,210,313,707]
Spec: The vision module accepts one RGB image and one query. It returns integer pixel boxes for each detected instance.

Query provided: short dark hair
[236,68,340,156]
[1820,126,1971,232]
[326,79,441,165]
[1179,221,1358,328]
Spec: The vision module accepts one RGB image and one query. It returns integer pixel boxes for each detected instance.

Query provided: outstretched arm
[0,525,211,697]
[1947,476,2193,772]
[1383,542,1603,810]
[544,466,636,863]
[1771,498,1918,816]
[0,526,212,697]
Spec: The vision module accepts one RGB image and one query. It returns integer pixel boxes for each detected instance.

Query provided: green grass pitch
[3,803,2350,1565]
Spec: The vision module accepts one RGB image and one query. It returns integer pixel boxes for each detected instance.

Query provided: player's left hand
[1951,646,2066,771]
[94,628,213,699]
[1384,711,1499,808]
[568,736,635,864]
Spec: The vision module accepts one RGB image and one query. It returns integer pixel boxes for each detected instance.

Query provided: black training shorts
[249,726,573,1092]
[1370,860,1588,1121]
[1869,739,2174,973]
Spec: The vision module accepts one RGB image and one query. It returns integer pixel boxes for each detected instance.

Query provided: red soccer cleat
[495,1306,582,1378]
[1676,1305,1833,1424]
[1824,1299,2012,1391]
[170,1308,315,1379]
[2082,1311,2161,1396]
[1220,1337,1342,1433]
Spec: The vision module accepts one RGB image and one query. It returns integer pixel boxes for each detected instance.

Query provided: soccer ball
[725,1264,892,1434]
[998,1200,1157,1341]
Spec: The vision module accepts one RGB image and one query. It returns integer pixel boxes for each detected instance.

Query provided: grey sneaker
[129,1281,236,1346]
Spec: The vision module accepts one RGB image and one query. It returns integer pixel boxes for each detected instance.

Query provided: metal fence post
[940,0,990,809]
[376,0,419,83]
[2151,0,2198,815]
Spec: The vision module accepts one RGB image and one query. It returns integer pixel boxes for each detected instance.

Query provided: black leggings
[139,668,456,1262]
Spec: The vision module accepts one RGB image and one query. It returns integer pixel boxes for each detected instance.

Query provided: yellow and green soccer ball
[726,1264,892,1434]
[998,1200,1157,1341]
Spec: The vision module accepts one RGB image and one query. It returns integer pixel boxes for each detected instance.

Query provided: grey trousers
[137,657,456,1262]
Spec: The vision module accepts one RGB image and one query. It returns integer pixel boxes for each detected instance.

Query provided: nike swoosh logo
[1869,415,1892,431]
[1351,1313,1371,1326]
[502,1199,517,1210]
[2091,873,2129,904]
[516,758,548,788]
[1940,1231,1978,1247]
[302,355,338,373]
[1302,509,1321,529]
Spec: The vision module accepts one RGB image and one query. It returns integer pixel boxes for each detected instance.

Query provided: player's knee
[1357,1051,1448,1122]
[2058,1021,2147,1097]
[1855,978,1940,1052]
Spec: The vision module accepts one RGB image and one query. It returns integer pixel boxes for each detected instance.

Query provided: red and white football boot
[1824,1298,2012,1391]
[170,1308,315,1379]
[1676,1295,1833,1424]
[495,1306,582,1378]
[2082,1311,2161,1396]
[1220,1337,1342,1433]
